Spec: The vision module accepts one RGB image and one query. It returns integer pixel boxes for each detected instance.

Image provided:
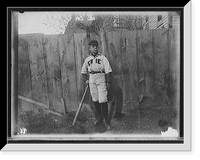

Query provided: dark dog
[107,77,125,124]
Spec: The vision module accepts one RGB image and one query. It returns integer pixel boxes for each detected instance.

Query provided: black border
[6,6,184,146]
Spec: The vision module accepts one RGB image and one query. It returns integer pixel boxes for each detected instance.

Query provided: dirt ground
[17,104,179,136]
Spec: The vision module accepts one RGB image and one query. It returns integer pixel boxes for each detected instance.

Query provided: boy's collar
[91,52,100,58]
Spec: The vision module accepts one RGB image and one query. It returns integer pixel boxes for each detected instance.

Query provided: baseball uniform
[81,53,112,103]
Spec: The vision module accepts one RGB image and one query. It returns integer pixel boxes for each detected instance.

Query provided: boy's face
[89,44,98,56]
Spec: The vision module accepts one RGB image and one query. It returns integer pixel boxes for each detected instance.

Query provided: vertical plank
[121,29,130,105]
[18,36,34,113]
[74,33,85,102]
[41,37,50,110]
[81,34,91,104]
[18,37,33,98]
[137,29,154,109]
[103,31,124,106]
[58,34,69,112]
[106,31,123,84]
[169,28,180,131]
[42,35,64,114]
[60,34,78,112]
[121,30,138,109]
[57,37,67,114]
[153,29,169,108]
[28,34,48,105]
[169,28,180,108]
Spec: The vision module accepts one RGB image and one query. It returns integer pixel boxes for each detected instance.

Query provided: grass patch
[18,109,95,134]
[17,106,178,135]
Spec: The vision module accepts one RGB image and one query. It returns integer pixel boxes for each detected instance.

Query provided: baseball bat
[72,84,89,126]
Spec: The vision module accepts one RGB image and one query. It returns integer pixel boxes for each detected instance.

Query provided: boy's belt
[89,71,105,74]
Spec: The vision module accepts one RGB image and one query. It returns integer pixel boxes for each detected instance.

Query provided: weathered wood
[43,35,64,113]
[74,33,85,102]
[28,35,48,105]
[18,36,36,114]
[18,95,63,117]
[18,95,48,109]
[101,31,124,108]
[58,35,69,113]
[153,29,169,108]
[121,29,130,104]
[18,29,180,114]
[57,38,67,114]
[137,30,154,109]
[121,29,138,109]
[60,34,78,112]
[18,38,32,98]
[168,28,180,108]
[129,31,138,108]
[135,30,141,126]
[41,37,50,109]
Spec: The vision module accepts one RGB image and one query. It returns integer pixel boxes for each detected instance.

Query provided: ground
[17,104,179,136]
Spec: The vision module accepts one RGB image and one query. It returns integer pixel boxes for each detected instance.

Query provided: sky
[18,12,72,35]
[18,11,169,35]
[18,11,96,35]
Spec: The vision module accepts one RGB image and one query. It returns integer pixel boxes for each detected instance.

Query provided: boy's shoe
[103,119,111,130]
[94,117,103,125]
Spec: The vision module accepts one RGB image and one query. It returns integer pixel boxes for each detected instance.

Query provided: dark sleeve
[82,74,88,82]
[105,72,112,83]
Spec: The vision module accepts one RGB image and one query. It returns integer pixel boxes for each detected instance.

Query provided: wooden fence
[18,28,179,115]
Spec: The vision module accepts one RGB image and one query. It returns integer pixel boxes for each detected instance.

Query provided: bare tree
[43,12,145,35]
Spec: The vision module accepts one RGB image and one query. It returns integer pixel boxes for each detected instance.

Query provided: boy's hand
[85,80,89,85]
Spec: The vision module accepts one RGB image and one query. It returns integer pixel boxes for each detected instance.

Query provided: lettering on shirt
[87,59,93,66]
[87,58,101,66]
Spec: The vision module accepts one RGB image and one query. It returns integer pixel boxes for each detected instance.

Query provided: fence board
[58,34,69,113]
[105,31,123,85]
[137,30,154,109]
[121,29,138,109]
[74,33,87,102]
[42,35,64,113]
[122,30,138,108]
[60,34,78,112]
[18,28,179,114]
[153,29,169,108]
[102,31,125,107]
[28,35,48,105]
[18,37,32,98]
[18,37,34,112]
[121,29,131,104]
[169,29,180,107]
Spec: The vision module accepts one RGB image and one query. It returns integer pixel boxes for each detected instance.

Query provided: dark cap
[88,40,99,46]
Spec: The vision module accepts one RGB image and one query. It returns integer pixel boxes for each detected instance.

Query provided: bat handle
[72,84,89,125]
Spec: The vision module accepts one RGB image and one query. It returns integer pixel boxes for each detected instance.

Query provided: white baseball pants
[89,73,108,103]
